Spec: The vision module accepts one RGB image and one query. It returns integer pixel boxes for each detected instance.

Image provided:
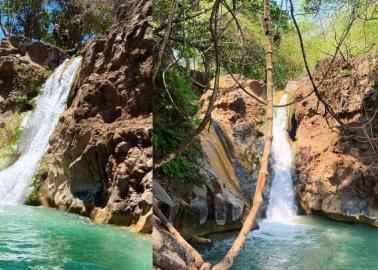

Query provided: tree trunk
[210,0,274,268]
[154,0,222,169]
[153,0,178,82]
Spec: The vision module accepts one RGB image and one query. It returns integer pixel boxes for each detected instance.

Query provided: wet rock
[26,41,65,69]
[155,74,265,242]
[214,194,227,225]
[2,36,66,69]
[190,185,209,225]
[246,79,266,99]
[0,58,16,78]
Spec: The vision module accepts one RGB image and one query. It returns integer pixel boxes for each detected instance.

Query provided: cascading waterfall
[0,56,82,204]
[200,93,378,269]
[266,93,297,222]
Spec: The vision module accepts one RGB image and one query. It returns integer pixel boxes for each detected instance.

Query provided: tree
[211,0,274,268]
[0,0,48,39]
[0,0,115,46]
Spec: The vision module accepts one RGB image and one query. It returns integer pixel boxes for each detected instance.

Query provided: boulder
[246,79,266,99]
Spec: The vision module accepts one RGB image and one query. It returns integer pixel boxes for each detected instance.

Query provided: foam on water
[0,57,82,203]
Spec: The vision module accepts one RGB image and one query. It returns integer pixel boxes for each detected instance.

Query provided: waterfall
[266,93,297,222]
[0,57,82,204]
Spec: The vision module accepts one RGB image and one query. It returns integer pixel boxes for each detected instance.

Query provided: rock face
[155,75,265,239]
[0,37,62,111]
[153,218,196,270]
[38,0,153,232]
[201,75,266,171]
[154,75,266,268]
[294,55,378,226]
[1,36,66,69]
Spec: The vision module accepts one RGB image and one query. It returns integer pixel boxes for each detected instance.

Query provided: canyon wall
[33,0,153,233]
[294,54,378,226]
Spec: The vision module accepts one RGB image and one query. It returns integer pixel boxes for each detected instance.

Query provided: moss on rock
[0,113,23,170]
[26,156,49,206]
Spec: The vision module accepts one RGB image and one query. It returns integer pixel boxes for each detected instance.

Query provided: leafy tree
[0,0,115,46]
[153,70,203,183]
[0,0,49,39]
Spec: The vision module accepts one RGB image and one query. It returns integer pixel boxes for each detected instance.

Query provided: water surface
[200,216,378,270]
[0,204,151,270]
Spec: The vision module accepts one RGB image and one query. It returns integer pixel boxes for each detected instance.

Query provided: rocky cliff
[154,75,266,269]
[32,0,153,233]
[293,54,378,226]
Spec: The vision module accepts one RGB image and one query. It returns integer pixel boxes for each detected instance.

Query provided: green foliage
[46,0,115,46]
[298,1,378,69]
[341,69,351,77]
[153,70,202,183]
[12,94,28,105]
[1,0,50,39]
[0,0,115,46]
[153,0,377,185]
[154,0,304,89]
[26,157,48,206]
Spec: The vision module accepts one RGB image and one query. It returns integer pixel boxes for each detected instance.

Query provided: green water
[0,204,151,270]
[199,216,378,270]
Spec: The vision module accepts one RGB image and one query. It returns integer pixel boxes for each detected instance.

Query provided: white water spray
[266,93,297,222]
[0,57,82,204]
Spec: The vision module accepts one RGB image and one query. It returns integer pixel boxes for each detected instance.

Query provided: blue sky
[0,13,5,40]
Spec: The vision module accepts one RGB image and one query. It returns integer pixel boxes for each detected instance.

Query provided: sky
[0,14,5,40]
